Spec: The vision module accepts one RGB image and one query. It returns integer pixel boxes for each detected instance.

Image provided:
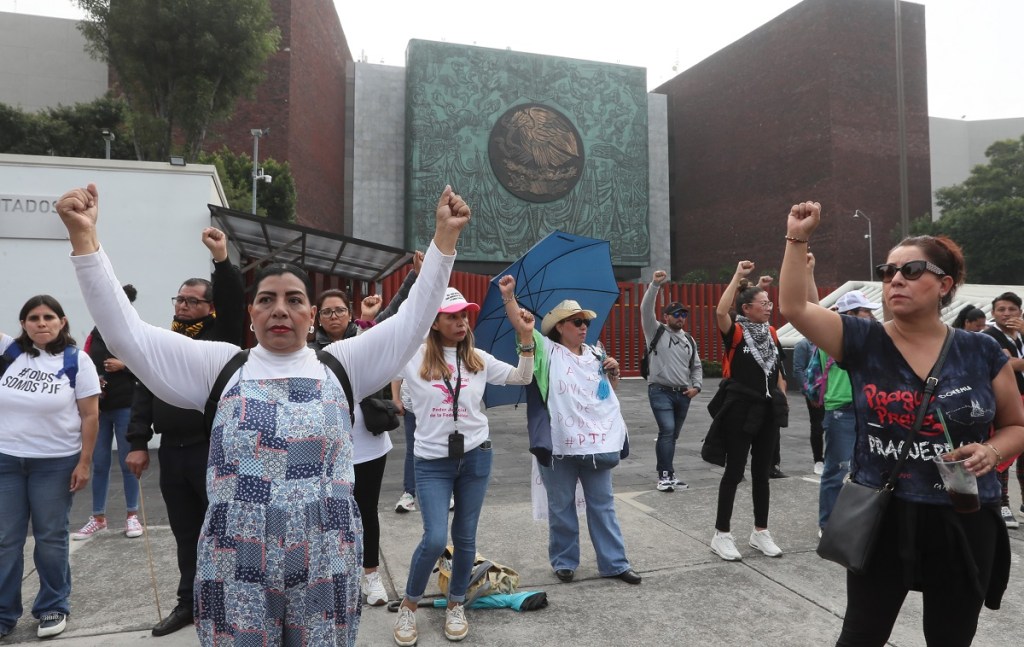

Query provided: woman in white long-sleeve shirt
[392,279,534,647]
[54,183,471,647]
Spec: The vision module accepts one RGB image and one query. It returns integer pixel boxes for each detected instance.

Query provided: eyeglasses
[171,296,211,308]
[750,300,773,308]
[874,260,947,283]
[567,317,590,328]
[320,307,349,319]
[668,311,688,319]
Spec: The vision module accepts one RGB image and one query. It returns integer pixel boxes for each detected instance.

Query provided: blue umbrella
[475,230,620,407]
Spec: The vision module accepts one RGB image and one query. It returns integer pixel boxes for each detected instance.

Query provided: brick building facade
[655,0,931,286]
[203,0,352,234]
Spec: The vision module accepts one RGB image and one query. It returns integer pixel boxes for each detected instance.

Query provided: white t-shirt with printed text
[0,334,101,458]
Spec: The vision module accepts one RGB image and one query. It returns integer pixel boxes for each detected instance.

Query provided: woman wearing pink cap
[392,280,534,646]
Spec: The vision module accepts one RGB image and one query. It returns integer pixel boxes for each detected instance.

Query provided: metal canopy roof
[208,205,410,283]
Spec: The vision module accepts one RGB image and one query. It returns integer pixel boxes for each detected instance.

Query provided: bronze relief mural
[488,103,584,203]
[404,40,649,266]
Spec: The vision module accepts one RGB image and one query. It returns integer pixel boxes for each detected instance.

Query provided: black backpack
[204,349,354,437]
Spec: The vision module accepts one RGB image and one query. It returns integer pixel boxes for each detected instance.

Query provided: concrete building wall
[929,116,1024,217]
[198,0,352,234]
[0,12,107,112]
[348,63,405,247]
[655,0,931,286]
[644,93,670,284]
[0,154,224,340]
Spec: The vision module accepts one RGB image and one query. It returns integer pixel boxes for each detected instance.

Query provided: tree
[76,0,280,162]
[0,96,134,159]
[929,134,1024,284]
[198,147,296,222]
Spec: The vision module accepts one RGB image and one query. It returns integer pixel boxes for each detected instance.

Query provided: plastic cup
[933,455,980,513]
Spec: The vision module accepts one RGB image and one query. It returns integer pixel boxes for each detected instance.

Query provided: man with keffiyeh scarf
[705,260,789,563]
[123,227,245,637]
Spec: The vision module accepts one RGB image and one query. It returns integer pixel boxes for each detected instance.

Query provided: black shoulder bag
[640,324,666,380]
[816,327,953,574]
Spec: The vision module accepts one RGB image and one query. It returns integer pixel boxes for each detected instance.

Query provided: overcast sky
[3,0,1020,120]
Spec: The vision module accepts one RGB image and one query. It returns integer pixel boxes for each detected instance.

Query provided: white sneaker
[363,571,388,606]
[656,471,674,492]
[395,492,416,513]
[710,532,742,561]
[125,514,144,538]
[444,603,468,641]
[1001,506,1020,529]
[749,529,783,557]
[813,461,824,475]
[393,605,417,646]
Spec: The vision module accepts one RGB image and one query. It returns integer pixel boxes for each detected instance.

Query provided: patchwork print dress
[195,368,362,647]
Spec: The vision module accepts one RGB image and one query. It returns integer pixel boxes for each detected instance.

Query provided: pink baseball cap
[438,287,480,314]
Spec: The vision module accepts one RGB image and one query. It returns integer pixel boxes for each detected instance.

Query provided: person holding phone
[392,282,534,647]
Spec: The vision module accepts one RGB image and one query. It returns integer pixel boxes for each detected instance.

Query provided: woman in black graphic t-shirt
[707,261,788,563]
[780,201,1024,647]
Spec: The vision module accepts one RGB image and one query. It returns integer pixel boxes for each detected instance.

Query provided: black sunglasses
[668,310,688,318]
[874,260,947,283]
[566,317,590,328]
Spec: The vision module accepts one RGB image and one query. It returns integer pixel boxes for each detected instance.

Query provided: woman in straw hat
[519,285,641,588]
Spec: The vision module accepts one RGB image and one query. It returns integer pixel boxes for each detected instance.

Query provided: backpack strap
[684,331,697,374]
[315,350,355,427]
[648,324,667,355]
[0,344,22,380]
[205,350,251,437]
[55,346,79,389]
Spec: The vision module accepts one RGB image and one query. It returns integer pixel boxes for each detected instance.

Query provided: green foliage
[702,359,723,378]
[679,269,709,283]
[0,96,134,159]
[929,134,1024,284]
[76,0,280,161]
[197,147,296,222]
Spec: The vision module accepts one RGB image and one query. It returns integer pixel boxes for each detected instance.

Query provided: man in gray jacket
[642,270,703,491]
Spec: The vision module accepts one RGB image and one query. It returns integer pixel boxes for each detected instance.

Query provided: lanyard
[441,354,462,431]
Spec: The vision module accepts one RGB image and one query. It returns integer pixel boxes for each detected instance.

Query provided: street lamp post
[853,210,873,280]
[250,128,269,214]
[101,129,115,160]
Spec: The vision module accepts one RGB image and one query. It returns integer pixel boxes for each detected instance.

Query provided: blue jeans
[403,444,492,603]
[0,451,79,631]
[538,457,631,577]
[92,407,138,515]
[819,407,857,529]
[402,411,417,495]
[649,385,692,476]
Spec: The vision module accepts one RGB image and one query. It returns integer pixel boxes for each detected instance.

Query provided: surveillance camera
[263,175,273,184]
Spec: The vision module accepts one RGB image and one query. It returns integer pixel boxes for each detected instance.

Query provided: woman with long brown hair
[392,282,534,646]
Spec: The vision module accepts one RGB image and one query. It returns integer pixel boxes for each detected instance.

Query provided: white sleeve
[482,350,533,386]
[73,350,102,399]
[70,248,239,410]
[326,241,454,400]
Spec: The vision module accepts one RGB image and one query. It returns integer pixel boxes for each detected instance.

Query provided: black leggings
[714,405,778,531]
[353,454,387,569]
[837,566,983,646]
